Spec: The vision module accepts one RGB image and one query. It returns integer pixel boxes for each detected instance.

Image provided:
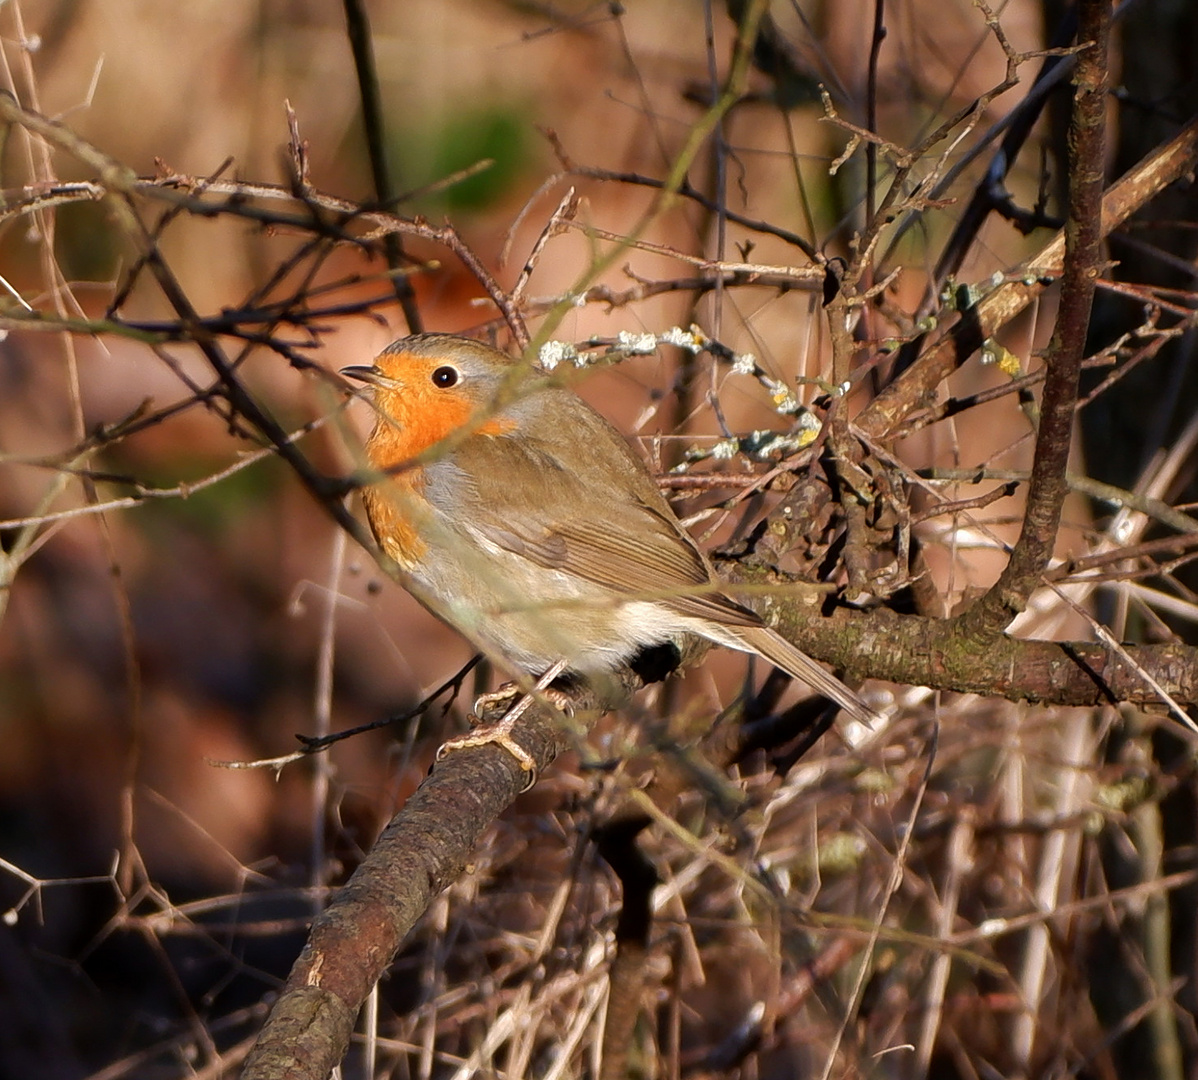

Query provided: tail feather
[727,625,879,726]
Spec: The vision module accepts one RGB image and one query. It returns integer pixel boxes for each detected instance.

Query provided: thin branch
[341,0,422,332]
[858,112,1198,442]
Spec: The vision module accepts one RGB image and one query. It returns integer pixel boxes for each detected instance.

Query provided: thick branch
[239,680,621,1080]
[958,0,1110,632]
[763,603,1198,712]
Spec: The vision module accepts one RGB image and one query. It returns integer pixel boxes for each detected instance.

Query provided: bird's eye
[431,365,459,389]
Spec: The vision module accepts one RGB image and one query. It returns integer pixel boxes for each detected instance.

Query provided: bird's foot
[437,711,538,787]
[436,663,573,791]
[473,682,575,721]
[471,682,521,721]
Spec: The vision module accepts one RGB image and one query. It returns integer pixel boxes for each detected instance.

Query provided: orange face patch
[359,350,513,568]
[363,351,514,469]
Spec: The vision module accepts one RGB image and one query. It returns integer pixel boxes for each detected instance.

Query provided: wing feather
[442,406,762,629]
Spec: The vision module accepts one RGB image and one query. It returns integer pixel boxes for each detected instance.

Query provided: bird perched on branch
[343,333,875,773]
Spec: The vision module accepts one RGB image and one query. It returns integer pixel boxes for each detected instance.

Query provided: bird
[342,332,875,773]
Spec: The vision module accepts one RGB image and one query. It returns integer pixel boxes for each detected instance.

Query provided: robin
[342,333,875,773]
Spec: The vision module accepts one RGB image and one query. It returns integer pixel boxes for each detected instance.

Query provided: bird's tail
[726,624,880,726]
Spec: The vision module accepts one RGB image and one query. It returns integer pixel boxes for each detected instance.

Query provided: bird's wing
[442,404,762,629]
[439,399,879,726]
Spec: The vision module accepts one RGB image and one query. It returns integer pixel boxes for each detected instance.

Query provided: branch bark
[725,569,1198,712]
[239,674,641,1080]
[958,0,1112,633]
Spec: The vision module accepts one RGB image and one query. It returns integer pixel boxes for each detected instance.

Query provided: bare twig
[341,0,422,332]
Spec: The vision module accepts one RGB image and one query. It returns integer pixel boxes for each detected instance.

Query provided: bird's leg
[436,659,572,786]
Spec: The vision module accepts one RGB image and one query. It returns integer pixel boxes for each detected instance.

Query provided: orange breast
[362,480,427,569]
[359,351,512,569]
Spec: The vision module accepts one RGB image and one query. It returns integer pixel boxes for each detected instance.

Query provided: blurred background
[3,0,1197,1077]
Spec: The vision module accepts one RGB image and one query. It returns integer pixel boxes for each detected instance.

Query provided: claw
[474,683,575,720]
[435,659,572,792]
[472,683,522,720]
[437,714,538,790]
